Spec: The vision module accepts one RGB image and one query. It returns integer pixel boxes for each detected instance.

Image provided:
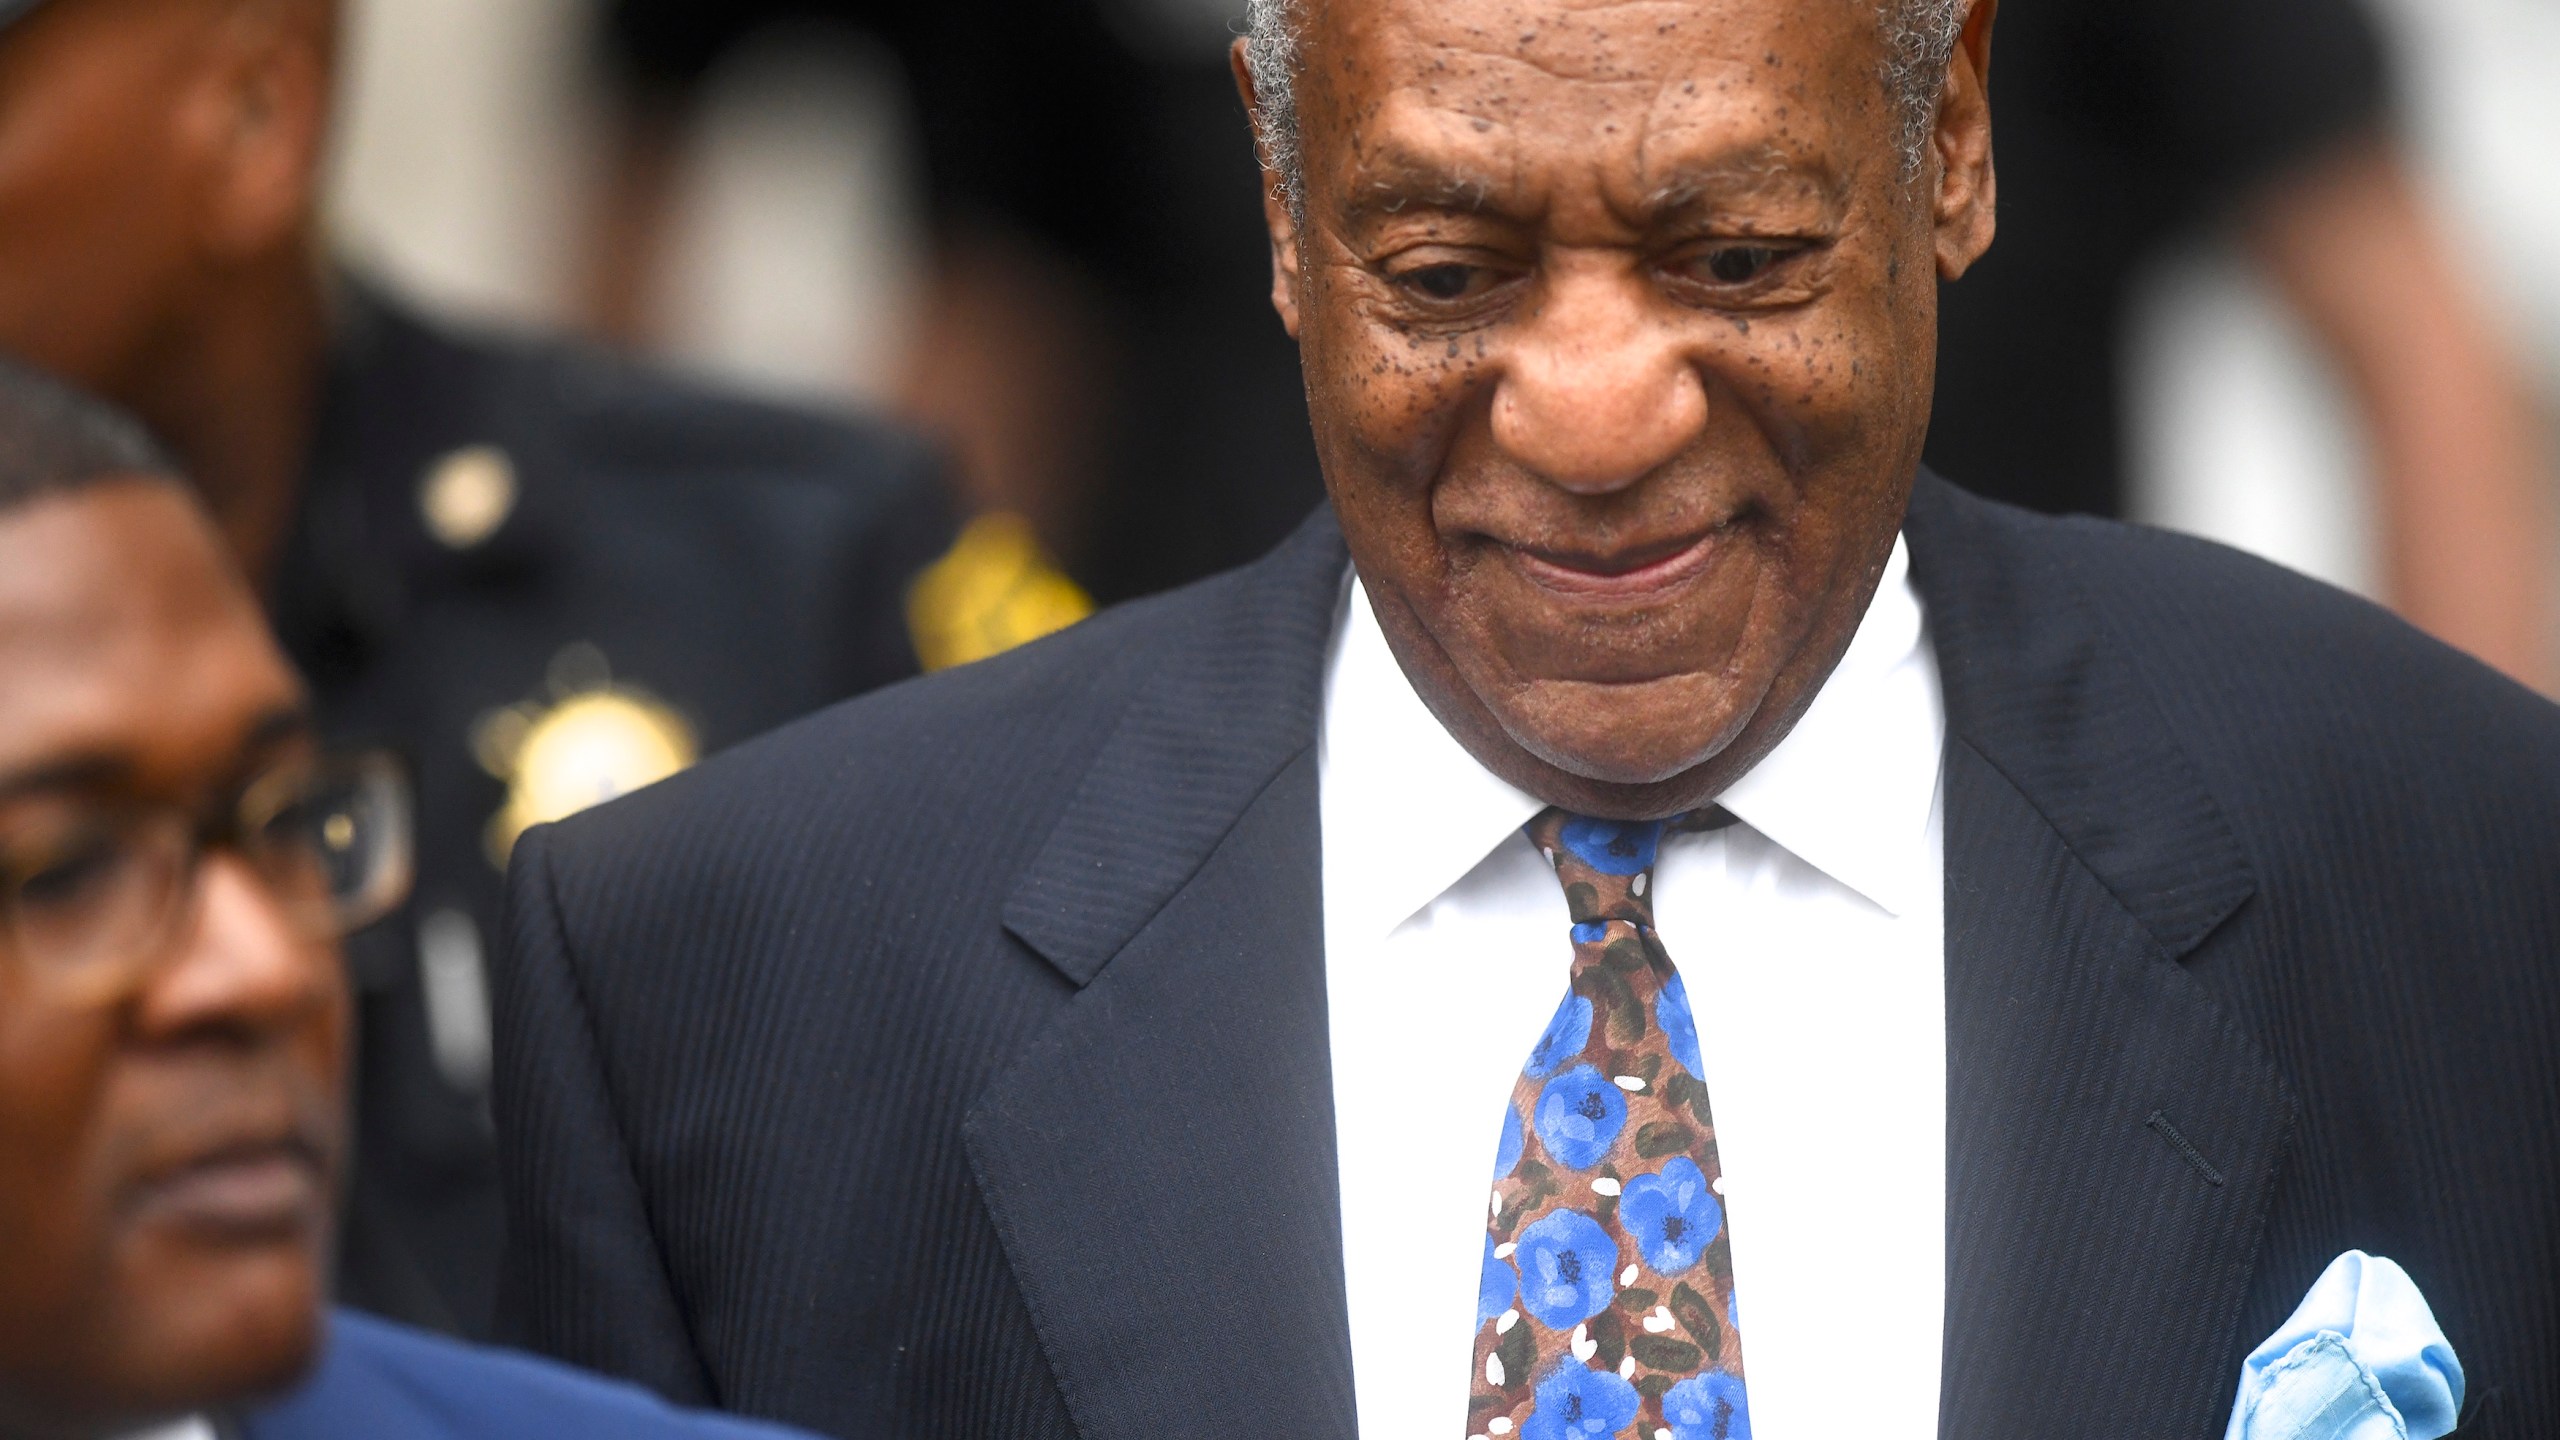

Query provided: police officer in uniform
[0,0,1068,1336]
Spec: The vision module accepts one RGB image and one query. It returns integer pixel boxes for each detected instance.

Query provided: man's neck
[119,247,331,591]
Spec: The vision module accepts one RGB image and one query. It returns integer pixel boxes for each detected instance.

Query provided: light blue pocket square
[2224,1251,2464,1440]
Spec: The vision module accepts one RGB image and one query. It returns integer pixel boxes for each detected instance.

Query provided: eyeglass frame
[0,749,414,1001]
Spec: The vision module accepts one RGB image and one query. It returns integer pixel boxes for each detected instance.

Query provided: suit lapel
[966,512,1358,1439]
[1908,476,2298,1437]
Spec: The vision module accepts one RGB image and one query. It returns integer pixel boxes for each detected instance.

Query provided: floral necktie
[1469,809,1750,1440]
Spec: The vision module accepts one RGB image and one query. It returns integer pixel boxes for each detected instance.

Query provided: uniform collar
[1318,534,1943,939]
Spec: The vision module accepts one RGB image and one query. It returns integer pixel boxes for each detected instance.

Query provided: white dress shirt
[1318,536,1948,1438]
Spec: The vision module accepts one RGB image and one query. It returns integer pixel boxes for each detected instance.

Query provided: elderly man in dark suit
[494,0,2560,1436]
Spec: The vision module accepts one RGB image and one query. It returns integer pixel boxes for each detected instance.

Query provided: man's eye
[1397,264,1484,302]
[11,836,122,912]
[1698,245,1787,285]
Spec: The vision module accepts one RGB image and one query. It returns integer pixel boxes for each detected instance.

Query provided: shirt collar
[1713,535,1943,916]
[1318,534,1942,937]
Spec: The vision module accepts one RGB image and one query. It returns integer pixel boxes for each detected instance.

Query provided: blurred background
[329,0,1323,611]
[320,0,2560,655]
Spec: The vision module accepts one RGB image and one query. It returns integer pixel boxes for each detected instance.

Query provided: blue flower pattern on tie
[1479,1235,1519,1326]
[1521,1360,1642,1440]
[1470,808,1747,1440]
[1534,1066,1627,1171]
[1513,1209,1620,1329]
[1657,972,1704,1077]
[1556,816,1659,875]
[1494,1105,1525,1180]
[1663,1371,1751,1440]
[1621,1157,1722,1276]
[1523,994,1594,1080]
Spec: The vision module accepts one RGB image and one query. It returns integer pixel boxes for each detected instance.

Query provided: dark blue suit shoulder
[1936,493,2560,778]
[1930,496,2560,909]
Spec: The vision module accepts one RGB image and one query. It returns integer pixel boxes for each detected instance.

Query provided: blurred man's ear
[184,0,336,263]
[1932,0,1997,281]
[1228,37,1304,342]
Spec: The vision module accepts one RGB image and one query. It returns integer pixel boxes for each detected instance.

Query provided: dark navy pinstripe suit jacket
[493,476,2559,1438]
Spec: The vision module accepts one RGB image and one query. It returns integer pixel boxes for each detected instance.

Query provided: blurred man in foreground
[0,363,823,1440]
[0,0,988,1334]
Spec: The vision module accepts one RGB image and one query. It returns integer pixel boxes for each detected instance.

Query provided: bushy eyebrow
[0,706,311,807]
[1341,163,1507,228]
[0,754,127,807]
[1336,141,1847,232]
[1636,146,1849,220]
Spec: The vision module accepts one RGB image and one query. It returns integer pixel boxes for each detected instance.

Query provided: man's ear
[1932,0,1997,281]
[183,0,335,264]
[1230,36,1304,341]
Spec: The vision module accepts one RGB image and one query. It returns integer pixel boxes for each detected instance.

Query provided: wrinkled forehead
[0,485,298,794]
[1300,0,1897,214]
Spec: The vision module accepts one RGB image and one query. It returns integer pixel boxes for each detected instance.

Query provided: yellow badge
[906,512,1095,672]
[473,645,698,867]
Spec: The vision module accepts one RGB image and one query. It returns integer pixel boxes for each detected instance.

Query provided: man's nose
[1491,267,1710,494]
[134,855,337,1042]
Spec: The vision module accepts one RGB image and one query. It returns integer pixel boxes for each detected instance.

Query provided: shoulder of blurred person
[228,1309,823,1440]
[282,276,956,717]
[277,275,961,1340]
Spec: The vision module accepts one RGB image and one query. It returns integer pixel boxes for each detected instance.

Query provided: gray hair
[1242,0,1971,216]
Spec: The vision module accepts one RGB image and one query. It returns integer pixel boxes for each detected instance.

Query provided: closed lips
[129,1134,327,1238]
[1507,524,1732,598]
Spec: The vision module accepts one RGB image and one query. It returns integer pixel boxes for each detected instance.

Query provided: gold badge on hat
[472,644,698,867]
[906,512,1094,672]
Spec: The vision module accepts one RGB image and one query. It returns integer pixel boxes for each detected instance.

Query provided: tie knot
[1525,807,1739,928]
[1526,809,1666,928]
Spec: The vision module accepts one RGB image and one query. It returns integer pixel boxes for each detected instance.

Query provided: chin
[102,1242,329,1415]
[1499,672,1766,789]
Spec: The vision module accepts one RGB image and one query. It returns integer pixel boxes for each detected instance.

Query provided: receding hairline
[1242,0,1971,215]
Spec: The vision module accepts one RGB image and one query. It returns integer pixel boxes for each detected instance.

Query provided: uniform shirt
[276,281,956,1336]
[1926,0,2390,517]
[1318,537,1948,1436]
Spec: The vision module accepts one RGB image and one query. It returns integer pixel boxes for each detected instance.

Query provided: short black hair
[0,355,180,517]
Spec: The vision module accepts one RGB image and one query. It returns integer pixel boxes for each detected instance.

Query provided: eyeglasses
[0,751,413,999]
